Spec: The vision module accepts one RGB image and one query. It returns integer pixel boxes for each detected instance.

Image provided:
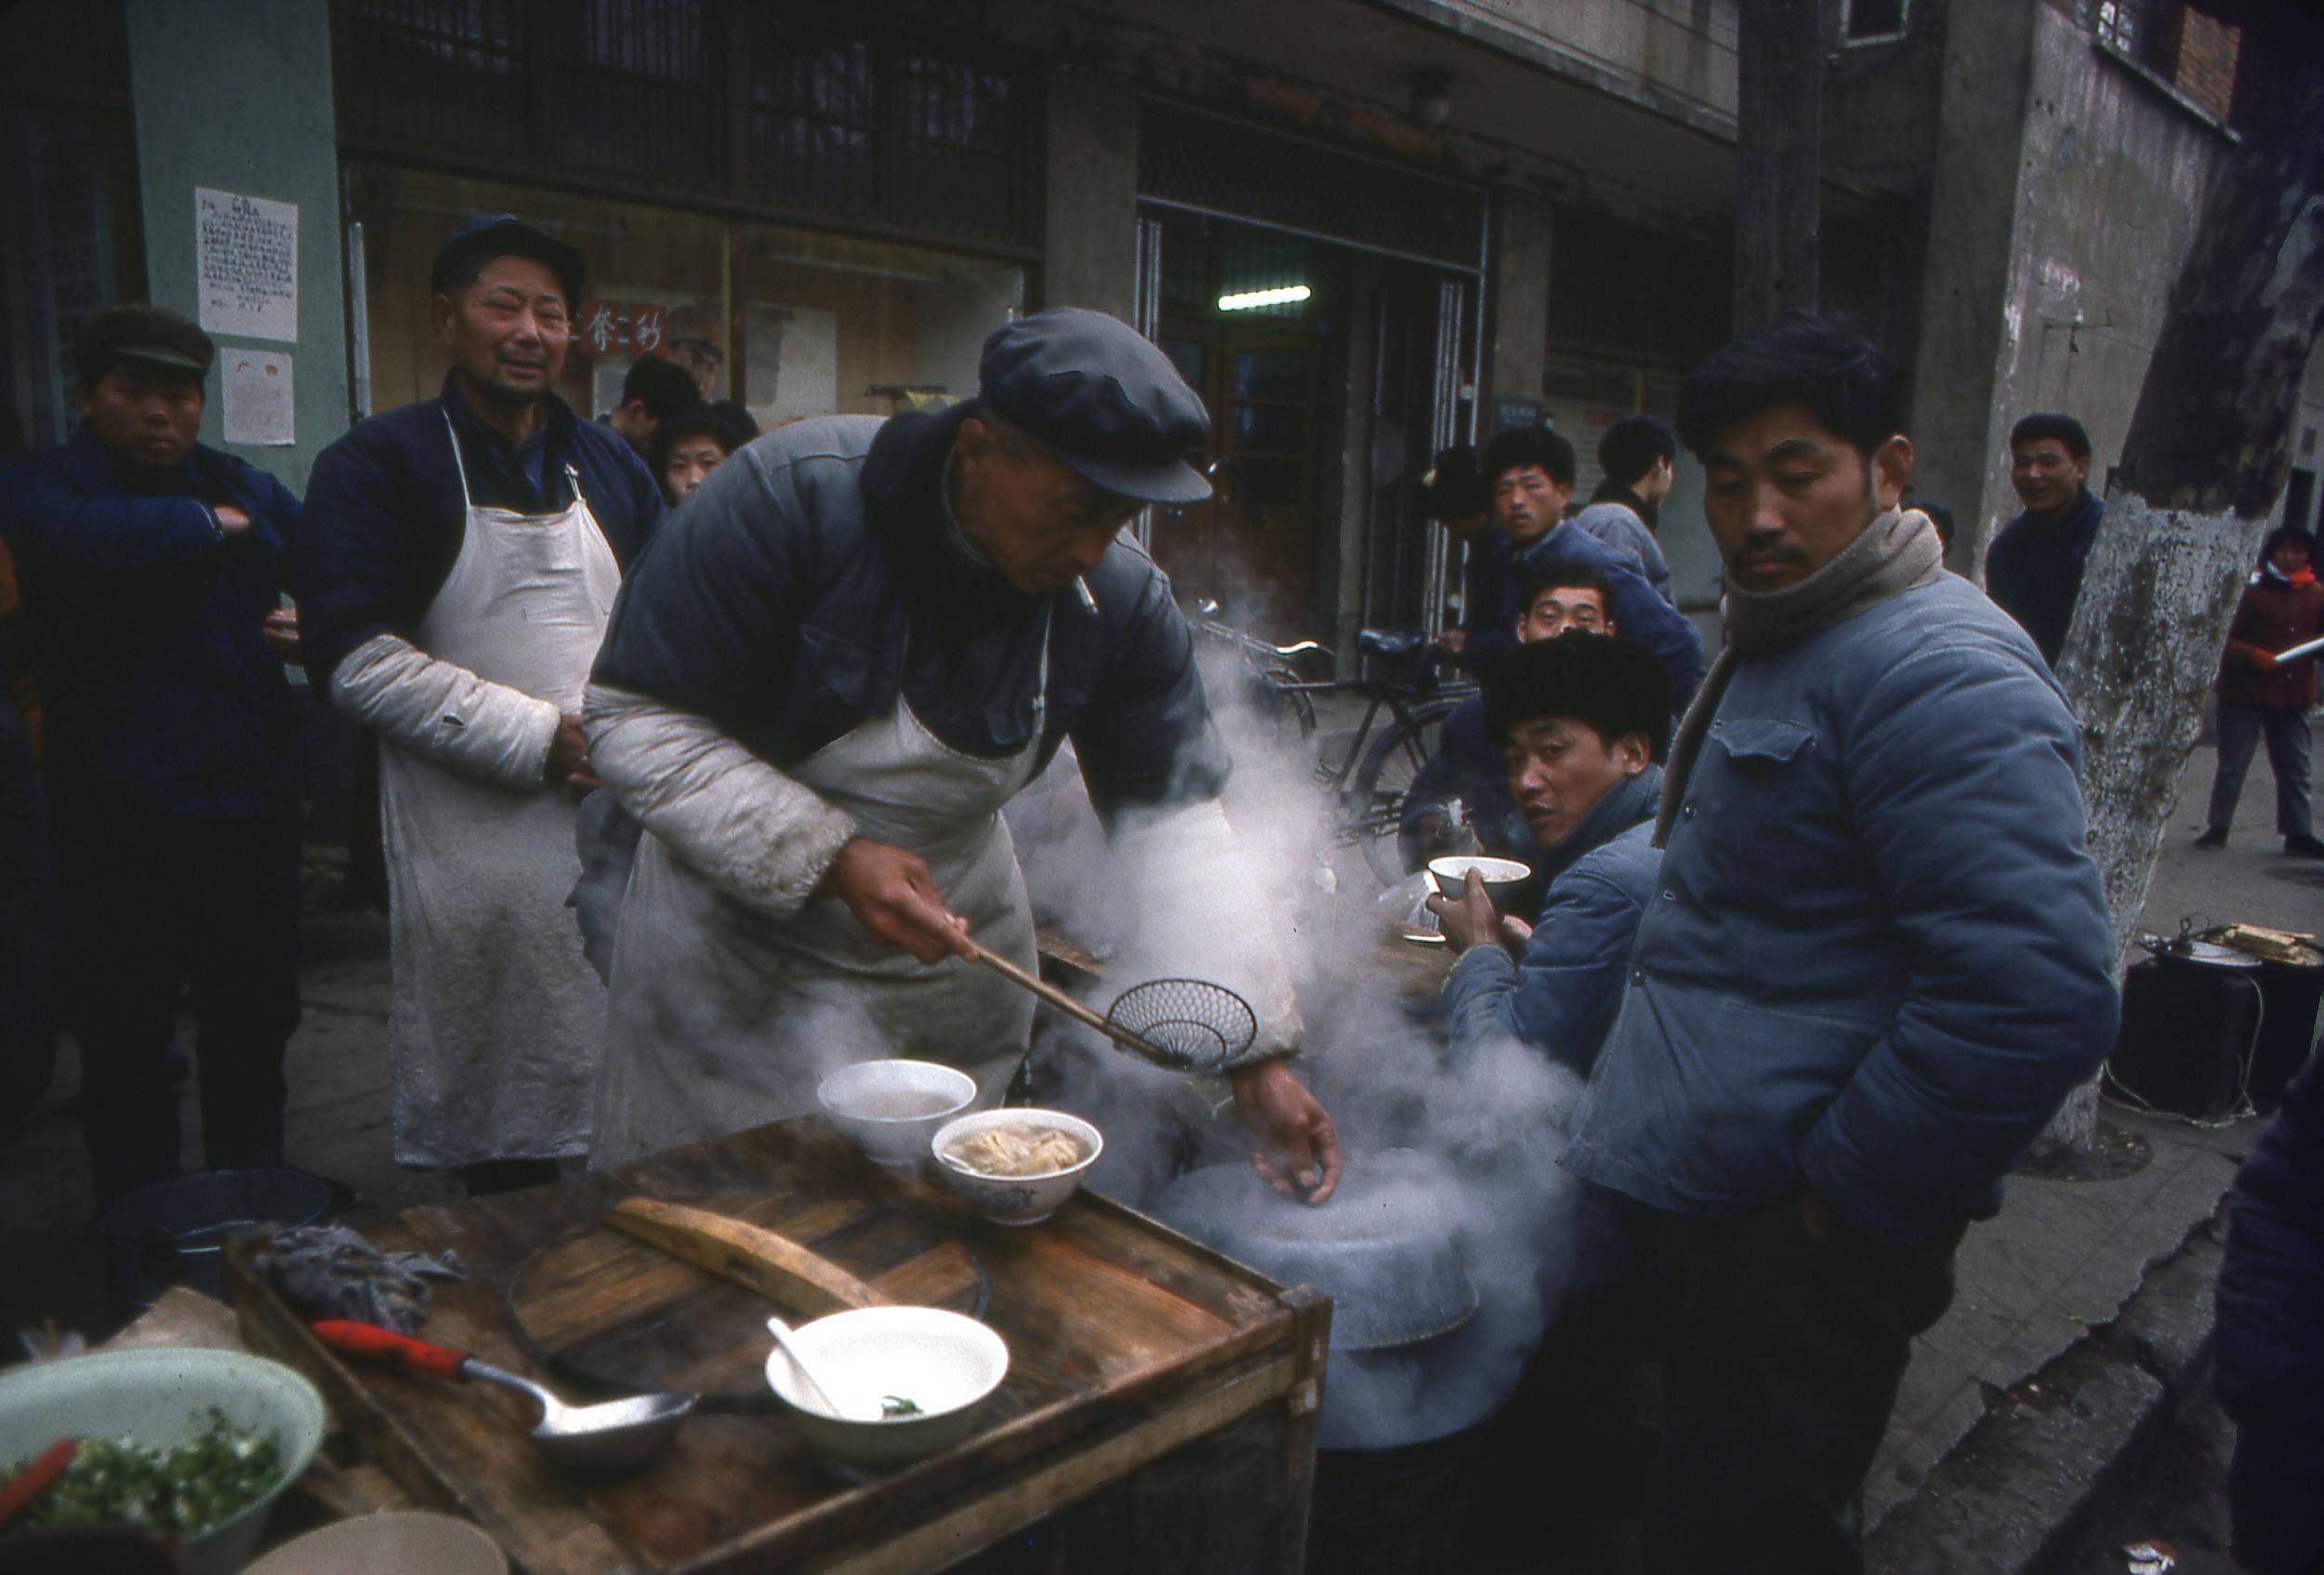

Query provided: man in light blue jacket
[1561,317,2119,1573]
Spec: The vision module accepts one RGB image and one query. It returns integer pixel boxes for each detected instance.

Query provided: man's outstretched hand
[1233,1059,1342,1204]
[820,837,977,964]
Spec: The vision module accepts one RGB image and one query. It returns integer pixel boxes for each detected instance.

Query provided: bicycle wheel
[1343,697,1463,887]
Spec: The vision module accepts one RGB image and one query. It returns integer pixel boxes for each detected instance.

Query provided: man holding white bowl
[1427,633,1670,1076]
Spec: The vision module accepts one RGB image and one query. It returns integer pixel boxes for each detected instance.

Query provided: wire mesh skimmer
[962,942,1256,1076]
[1103,978,1258,1074]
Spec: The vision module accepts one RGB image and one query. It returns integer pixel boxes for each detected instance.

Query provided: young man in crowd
[1568,414,1677,604]
[1560,316,2119,1572]
[0,307,308,1199]
[1985,411,2104,666]
[1421,444,1516,679]
[598,354,704,463]
[1430,632,1670,1074]
[297,215,663,1195]
[1480,424,1705,703]
[2197,523,2324,857]
[1400,563,1618,878]
[650,399,761,507]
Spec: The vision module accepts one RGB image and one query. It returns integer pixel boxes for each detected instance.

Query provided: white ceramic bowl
[818,1059,980,1168]
[764,1306,1010,1472]
[929,1109,1103,1225]
[0,1347,326,1575]
[245,1510,508,1575]
[1426,854,1533,906]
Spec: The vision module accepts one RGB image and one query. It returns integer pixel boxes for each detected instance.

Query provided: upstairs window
[1842,0,1908,45]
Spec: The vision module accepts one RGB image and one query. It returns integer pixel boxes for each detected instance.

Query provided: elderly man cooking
[583,308,1340,1199]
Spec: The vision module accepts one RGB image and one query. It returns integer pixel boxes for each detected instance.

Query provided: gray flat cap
[979,308,1212,504]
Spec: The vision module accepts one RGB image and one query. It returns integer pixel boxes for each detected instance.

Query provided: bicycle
[1190,603,1475,885]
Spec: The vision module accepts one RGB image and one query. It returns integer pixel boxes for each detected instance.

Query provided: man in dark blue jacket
[297,216,663,1193]
[1482,424,1705,704]
[0,307,306,1199]
[1984,412,2103,667]
[2216,1055,2324,1574]
[582,309,1340,1198]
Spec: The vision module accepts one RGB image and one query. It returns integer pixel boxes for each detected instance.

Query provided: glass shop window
[346,165,727,418]
[732,224,1024,427]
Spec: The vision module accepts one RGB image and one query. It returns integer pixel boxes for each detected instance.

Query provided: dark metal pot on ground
[96,1168,333,1317]
[1151,1150,1524,1573]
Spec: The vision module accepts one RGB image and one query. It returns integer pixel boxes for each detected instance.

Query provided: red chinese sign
[574,300,669,357]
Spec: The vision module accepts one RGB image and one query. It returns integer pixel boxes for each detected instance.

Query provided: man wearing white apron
[297,217,666,1192]
[586,309,1341,1199]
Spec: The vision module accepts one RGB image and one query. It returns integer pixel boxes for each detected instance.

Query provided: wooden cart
[227,1117,1330,1574]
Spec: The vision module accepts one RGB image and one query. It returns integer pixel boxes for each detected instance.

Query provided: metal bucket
[96,1168,332,1315]
[2251,957,2324,1111]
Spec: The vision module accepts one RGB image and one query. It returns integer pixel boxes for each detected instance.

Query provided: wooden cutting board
[504,1191,985,1409]
[226,1116,1329,1575]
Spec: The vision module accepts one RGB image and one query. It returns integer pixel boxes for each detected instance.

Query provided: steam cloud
[1006,643,1597,1449]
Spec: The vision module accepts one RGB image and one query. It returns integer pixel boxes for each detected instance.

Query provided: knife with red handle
[0,1437,79,1529]
[311,1318,472,1378]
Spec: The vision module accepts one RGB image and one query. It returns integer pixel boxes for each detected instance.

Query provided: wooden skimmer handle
[604,1198,884,1316]
[964,941,1173,1068]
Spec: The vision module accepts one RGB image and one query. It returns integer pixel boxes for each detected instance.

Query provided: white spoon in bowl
[765,1316,879,1423]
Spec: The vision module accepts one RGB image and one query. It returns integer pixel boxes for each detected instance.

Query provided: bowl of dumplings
[929,1109,1103,1225]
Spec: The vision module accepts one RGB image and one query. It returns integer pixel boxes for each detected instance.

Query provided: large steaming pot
[1150,1149,1508,1450]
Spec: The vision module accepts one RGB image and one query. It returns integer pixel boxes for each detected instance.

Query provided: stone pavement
[1866,726,2319,1571]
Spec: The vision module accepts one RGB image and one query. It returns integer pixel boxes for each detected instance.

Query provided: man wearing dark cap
[582,306,1341,1199]
[296,215,663,1194]
[0,305,307,1199]
[599,355,704,462]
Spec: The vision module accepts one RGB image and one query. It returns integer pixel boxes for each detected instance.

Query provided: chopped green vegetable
[879,1395,923,1419]
[13,1408,280,1540]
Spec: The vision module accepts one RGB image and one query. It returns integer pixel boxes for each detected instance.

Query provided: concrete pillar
[124,0,347,493]
[1485,188,1551,413]
[1904,0,2040,569]
[1042,73,1139,322]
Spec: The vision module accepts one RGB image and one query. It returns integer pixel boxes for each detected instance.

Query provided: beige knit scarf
[1654,506,1947,846]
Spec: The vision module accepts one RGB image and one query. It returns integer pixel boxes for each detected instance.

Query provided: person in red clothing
[2198,524,2324,856]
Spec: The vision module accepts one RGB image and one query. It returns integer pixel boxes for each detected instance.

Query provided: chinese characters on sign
[195,188,298,342]
[574,300,670,357]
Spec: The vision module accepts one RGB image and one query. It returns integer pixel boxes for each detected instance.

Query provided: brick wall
[2172,7,2240,122]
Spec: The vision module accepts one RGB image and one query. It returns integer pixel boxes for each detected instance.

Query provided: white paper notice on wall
[196,188,298,342]
[222,351,295,446]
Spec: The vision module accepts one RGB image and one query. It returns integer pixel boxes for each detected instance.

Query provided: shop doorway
[1144,215,1341,642]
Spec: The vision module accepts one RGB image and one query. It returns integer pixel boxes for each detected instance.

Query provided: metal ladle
[313,1318,695,1472]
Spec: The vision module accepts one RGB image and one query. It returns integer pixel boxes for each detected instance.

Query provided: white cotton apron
[589,619,1051,1167]
[379,417,619,1166]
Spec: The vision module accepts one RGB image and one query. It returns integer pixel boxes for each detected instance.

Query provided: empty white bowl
[764,1306,1010,1472]
[0,1348,326,1575]
[818,1060,979,1168]
[1426,854,1532,907]
[245,1510,507,1575]
[930,1109,1103,1225]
